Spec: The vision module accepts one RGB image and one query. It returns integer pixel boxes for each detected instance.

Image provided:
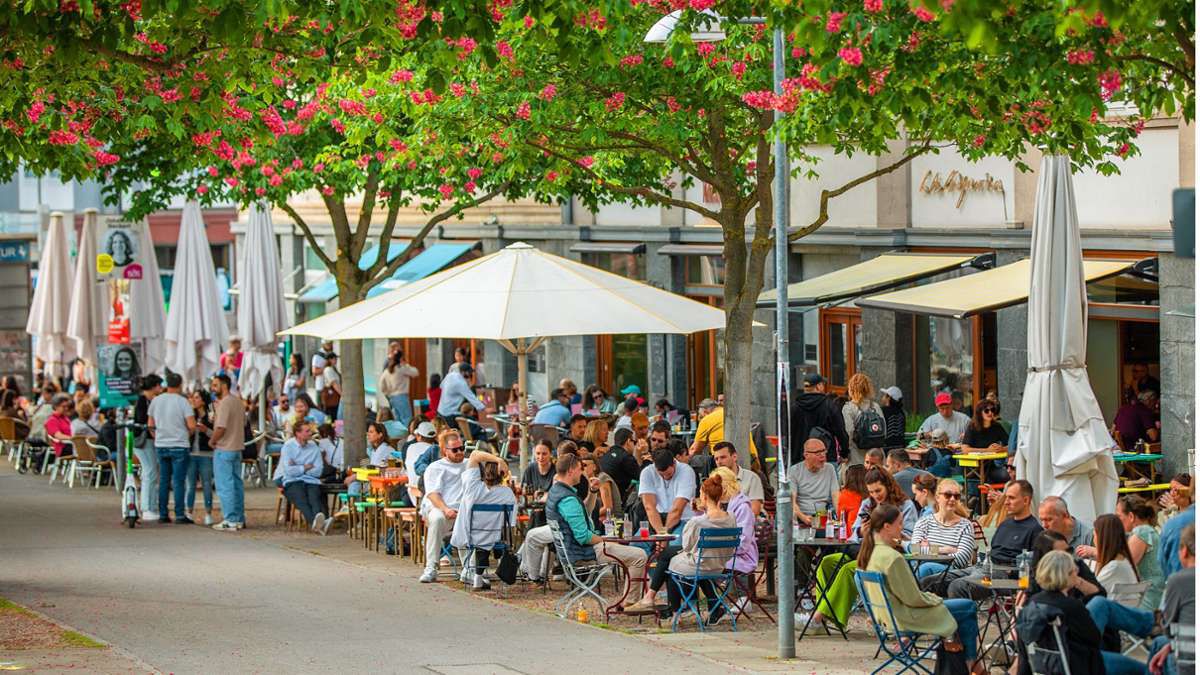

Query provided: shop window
[585,251,646,280]
[586,250,648,396]
[686,296,724,407]
[684,255,726,296]
[819,308,862,393]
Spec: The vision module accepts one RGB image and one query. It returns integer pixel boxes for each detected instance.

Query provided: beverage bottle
[576,606,589,623]
[825,513,836,540]
[981,552,992,585]
[604,517,614,537]
[1018,551,1031,589]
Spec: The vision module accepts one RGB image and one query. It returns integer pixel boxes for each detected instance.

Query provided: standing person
[310,340,332,394]
[1117,495,1166,611]
[437,363,483,422]
[147,372,196,524]
[220,336,244,382]
[790,373,850,465]
[279,421,330,535]
[132,375,163,521]
[319,353,341,419]
[842,373,886,467]
[186,389,216,525]
[283,353,306,404]
[424,373,442,421]
[209,374,247,532]
[378,348,419,429]
[880,386,907,450]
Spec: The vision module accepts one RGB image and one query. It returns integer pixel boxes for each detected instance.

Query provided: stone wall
[1158,252,1196,475]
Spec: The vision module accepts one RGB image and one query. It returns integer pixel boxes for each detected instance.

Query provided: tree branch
[365,196,403,280]
[788,140,934,242]
[1116,53,1195,87]
[351,166,381,261]
[279,201,333,270]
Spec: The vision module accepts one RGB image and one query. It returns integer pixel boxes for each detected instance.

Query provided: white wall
[593,201,661,227]
[790,148,878,229]
[910,150,1016,228]
[1073,126,1177,229]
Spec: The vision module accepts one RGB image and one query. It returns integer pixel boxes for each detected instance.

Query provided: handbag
[494,509,519,585]
[934,640,969,675]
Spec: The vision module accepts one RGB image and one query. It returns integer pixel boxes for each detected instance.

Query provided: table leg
[798,549,850,641]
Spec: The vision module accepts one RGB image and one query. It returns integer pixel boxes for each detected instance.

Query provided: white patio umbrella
[282,241,728,471]
[27,212,76,377]
[236,203,287,398]
[130,218,167,375]
[165,201,229,384]
[66,209,106,368]
[1015,156,1118,523]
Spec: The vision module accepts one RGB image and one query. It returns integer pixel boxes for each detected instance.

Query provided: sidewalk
[0,597,154,674]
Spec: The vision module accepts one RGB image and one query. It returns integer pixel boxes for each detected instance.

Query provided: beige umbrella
[282,241,728,471]
[27,212,76,377]
[67,209,106,368]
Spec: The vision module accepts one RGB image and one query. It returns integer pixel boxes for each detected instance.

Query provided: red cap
[935,392,953,406]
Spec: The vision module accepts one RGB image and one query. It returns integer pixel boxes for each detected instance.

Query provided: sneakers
[177,517,195,525]
[203,513,213,526]
[419,568,438,583]
[320,516,333,536]
[212,520,242,531]
[624,597,658,612]
[459,566,472,584]
[142,512,160,522]
[312,513,326,534]
[706,605,727,626]
[472,574,492,591]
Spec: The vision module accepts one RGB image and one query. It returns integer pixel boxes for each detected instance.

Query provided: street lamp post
[645,12,793,658]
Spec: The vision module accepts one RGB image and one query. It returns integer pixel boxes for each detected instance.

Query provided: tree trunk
[335,274,368,467]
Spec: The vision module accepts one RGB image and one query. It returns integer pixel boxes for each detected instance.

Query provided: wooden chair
[456,417,480,452]
[69,436,112,489]
[0,416,27,466]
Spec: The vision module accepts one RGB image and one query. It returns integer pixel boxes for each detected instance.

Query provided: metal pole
[772,25,795,660]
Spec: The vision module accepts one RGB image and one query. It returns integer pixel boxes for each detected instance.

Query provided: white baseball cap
[883,386,903,401]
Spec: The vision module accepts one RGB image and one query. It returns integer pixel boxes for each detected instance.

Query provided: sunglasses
[981,407,997,414]
[939,492,962,499]
[446,446,465,453]
[1005,464,1016,470]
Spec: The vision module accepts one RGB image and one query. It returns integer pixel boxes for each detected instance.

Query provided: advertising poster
[98,343,140,408]
[96,219,143,281]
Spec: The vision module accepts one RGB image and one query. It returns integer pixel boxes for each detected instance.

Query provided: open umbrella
[66,209,106,369]
[282,241,728,471]
[1015,155,1118,523]
[130,218,167,375]
[237,202,287,398]
[27,212,76,377]
[165,201,229,384]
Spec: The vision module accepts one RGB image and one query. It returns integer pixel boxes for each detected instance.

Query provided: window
[819,308,862,393]
[585,249,648,395]
[586,251,645,280]
[684,255,726,296]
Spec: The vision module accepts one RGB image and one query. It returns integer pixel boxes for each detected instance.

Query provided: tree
[0,0,576,464]
[436,1,1143,466]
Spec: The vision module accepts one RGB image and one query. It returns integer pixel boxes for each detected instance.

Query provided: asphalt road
[0,466,730,674]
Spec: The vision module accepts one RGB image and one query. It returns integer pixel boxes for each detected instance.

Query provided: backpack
[852,404,887,450]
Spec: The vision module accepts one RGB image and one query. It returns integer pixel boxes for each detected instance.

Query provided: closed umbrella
[1015,155,1118,523]
[237,202,286,398]
[66,209,105,368]
[130,218,167,375]
[282,241,728,472]
[27,212,76,377]
[164,201,229,384]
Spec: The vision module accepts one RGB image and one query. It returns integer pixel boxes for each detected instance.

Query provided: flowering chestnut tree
[435,0,1145,465]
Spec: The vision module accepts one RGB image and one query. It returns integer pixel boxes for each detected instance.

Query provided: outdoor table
[952,451,1007,506]
[1118,482,1171,495]
[671,429,696,443]
[1113,452,1163,483]
[904,552,956,589]
[319,482,348,514]
[966,577,1023,670]
[599,533,675,621]
[351,467,380,481]
[793,537,855,641]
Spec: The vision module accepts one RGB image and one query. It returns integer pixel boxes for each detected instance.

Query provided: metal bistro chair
[1172,621,1196,673]
[667,527,742,633]
[547,520,614,619]
[67,436,111,489]
[1026,616,1072,675]
[465,503,514,592]
[1110,580,1154,657]
[854,569,942,675]
[0,416,27,468]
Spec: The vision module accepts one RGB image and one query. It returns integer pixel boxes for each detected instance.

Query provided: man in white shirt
[311,340,332,391]
[405,422,438,504]
[712,441,764,515]
[638,447,697,534]
[437,363,484,420]
[147,372,196,523]
[450,449,517,589]
[419,430,468,583]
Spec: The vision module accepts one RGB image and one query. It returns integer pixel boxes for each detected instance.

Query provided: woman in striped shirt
[912,478,977,579]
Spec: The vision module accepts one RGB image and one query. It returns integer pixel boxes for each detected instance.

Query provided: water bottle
[982,552,992,585]
[1018,551,1031,589]
[825,512,836,540]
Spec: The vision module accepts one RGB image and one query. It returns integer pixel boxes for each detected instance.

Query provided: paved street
[0,466,732,674]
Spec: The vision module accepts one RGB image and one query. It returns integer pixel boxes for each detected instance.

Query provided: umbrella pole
[517,338,529,476]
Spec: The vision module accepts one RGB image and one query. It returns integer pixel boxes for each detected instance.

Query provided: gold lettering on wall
[919,170,1006,208]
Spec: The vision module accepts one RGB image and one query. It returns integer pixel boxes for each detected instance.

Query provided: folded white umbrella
[237,202,287,398]
[66,209,106,368]
[130,218,167,375]
[282,241,729,471]
[1015,156,1118,523]
[164,201,229,383]
[27,212,76,377]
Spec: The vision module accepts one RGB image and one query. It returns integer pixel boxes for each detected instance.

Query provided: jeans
[1101,650,1151,675]
[388,394,412,429]
[213,450,245,524]
[283,481,325,525]
[944,598,979,662]
[132,444,159,515]
[917,561,951,579]
[156,447,191,519]
[1087,596,1156,638]
[186,454,214,511]
[1150,636,1177,675]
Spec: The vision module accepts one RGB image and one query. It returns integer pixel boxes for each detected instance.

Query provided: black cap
[804,372,825,386]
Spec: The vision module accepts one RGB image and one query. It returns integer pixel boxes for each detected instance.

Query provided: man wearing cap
[405,422,439,503]
[689,398,758,464]
[620,384,641,402]
[918,392,971,444]
[437,362,484,422]
[789,373,850,465]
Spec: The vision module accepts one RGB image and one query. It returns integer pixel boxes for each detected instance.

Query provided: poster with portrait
[96,220,143,280]
[107,278,131,344]
[98,343,141,408]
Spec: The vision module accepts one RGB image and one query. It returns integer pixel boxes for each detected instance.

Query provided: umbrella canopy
[237,202,287,397]
[282,241,728,471]
[1015,156,1118,523]
[130,218,167,375]
[27,212,76,376]
[66,209,106,367]
[164,201,229,383]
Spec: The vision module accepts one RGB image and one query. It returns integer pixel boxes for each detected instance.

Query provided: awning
[857,258,1133,319]
[756,253,980,308]
[365,243,477,298]
[657,244,723,256]
[297,241,409,304]
[570,242,646,254]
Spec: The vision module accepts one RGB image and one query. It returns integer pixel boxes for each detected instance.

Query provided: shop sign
[919,170,1005,208]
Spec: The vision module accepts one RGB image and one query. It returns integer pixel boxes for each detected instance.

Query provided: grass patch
[59,631,105,649]
[0,597,30,615]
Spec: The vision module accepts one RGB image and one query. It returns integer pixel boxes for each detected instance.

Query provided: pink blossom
[94,150,119,166]
[826,12,848,33]
[515,102,531,120]
[207,166,219,176]
[1116,142,1130,157]
[438,183,454,199]
[619,54,644,67]
[662,56,675,68]
[468,167,483,179]
[577,156,594,168]
[731,61,746,80]
[689,0,714,9]
[268,174,283,186]
[545,170,559,182]
[665,97,681,113]
[696,43,715,57]
[47,130,78,145]
[160,89,182,103]
[742,90,775,110]
[314,163,325,173]
[838,47,863,67]
[973,134,986,147]
[291,158,304,169]
[321,185,335,195]
[224,177,239,188]
[464,180,477,193]
[330,119,345,133]
[1098,69,1121,100]
[390,70,415,84]
[791,47,806,59]
[539,84,557,101]
[864,0,883,12]
[196,184,208,195]
[373,112,385,124]
[26,101,45,124]
[1066,49,1095,65]
[192,130,219,148]
[450,83,466,97]
[497,41,514,60]
[389,139,408,152]
[338,99,368,115]
[912,5,935,21]
[523,15,535,29]
[604,92,625,112]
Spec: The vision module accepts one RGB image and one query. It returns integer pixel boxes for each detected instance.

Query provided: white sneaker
[419,568,438,583]
[142,512,160,522]
[312,513,326,534]
[203,513,213,526]
[472,574,491,590]
[212,520,240,531]
[459,566,472,583]
[320,517,333,536]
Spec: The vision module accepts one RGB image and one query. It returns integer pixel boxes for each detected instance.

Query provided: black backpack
[852,404,887,450]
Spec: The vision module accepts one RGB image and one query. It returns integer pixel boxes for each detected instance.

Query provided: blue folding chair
[854,569,942,675]
[464,503,513,590]
[667,527,742,633]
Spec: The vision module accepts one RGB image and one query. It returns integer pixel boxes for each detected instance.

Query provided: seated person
[710,466,758,621]
[613,396,638,430]
[284,394,326,439]
[1015,551,1146,675]
[1149,524,1195,675]
[886,448,930,500]
[532,388,572,428]
[1158,474,1193,524]
[1088,514,1140,602]
[911,479,977,579]
[280,421,332,535]
[581,454,620,524]
[788,435,841,589]
[712,441,764,516]
[366,422,396,467]
[520,439,555,497]
[863,447,885,472]
[70,399,101,439]
[917,392,970,444]
[375,405,408,442]
[449,448,517,590]
[625,475,738,616]
[936,480,1044,600]
[861,503,980,668]
[44,394,74,458]
[638,446,697,535]
[565,414,590,451]
[317,423,343,473]
[599,427,641,502]
[403,422,438,503]
[418,431,468,583]
[1036,495,1093,551]
[960,400,1010,483]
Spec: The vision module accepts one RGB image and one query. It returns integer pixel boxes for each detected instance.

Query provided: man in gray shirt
[1150,524,1194,675]
[887,448,931,499]
[917,392,971,443]
[147,372,195,524]
[788,437,840,525]
[1037,496,1094,550]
